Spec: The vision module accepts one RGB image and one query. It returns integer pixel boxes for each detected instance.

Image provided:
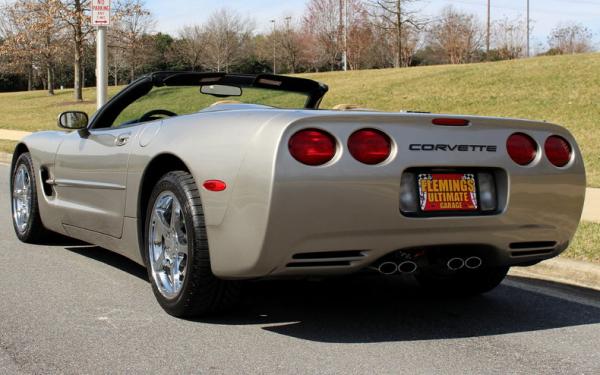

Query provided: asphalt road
[1,164,599,375]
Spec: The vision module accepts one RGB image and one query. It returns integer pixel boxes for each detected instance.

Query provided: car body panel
[14,79,586,280]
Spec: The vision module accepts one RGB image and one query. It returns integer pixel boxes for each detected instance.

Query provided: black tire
[11,152,50,243]
[144,171,240,318]
[416,266,510,296]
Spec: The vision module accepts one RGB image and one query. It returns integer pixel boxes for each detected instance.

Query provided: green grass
[0,53,599,185]
[0,140,17,154]
[563,221,600,264]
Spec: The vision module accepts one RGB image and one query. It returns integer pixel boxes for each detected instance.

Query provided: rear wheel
[11,152,50,243]
[144,171,240,318]
[416,266,510,296]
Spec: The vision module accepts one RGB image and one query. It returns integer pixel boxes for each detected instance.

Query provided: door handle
[115,133,130,146]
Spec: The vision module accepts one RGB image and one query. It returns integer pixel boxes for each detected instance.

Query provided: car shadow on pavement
[65,245,600,343]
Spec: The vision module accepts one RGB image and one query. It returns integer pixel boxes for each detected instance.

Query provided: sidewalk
[0,129,31,141]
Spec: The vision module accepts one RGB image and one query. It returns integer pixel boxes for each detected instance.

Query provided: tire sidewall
[11,153,38,241]
[144,173,199,312]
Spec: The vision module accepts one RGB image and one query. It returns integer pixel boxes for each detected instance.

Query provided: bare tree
[202,8,253,72]
[548,23,593,55]
[303,0,344,71]
[55,0,93,101]
[175,25,205,71]
[492,17,526,60]
[111,0,154,81]
[428,6,482,64]
[367,0,424,67]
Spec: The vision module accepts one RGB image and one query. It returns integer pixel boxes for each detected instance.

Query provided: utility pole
[526,0,530,57]
[341,0,348,71]
[270,19,276,74]
[486,0,491,54]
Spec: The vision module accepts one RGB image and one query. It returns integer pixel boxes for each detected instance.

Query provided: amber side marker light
[203,180,227,192]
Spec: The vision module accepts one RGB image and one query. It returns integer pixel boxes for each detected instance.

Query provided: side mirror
[58,111,88,130]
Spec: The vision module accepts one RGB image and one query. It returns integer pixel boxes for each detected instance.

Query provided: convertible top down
[11,72,585,317]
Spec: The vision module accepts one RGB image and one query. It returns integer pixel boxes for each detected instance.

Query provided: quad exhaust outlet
[373,260,418,275]
[446,256,483,271]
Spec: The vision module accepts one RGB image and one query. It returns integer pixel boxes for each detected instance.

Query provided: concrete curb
[0,152,11,165]
[509,257,600,291]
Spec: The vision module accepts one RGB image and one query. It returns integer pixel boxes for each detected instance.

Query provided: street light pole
[270,19,276,74]
[526,0,530,57]
[486,0,490,54]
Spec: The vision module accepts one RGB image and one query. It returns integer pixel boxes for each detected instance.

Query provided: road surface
[1,163,599,374]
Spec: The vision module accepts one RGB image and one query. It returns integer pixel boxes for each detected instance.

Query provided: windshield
[112,85,309,127]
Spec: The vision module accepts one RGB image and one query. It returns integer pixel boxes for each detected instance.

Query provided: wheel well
[10,143,29,184]
[137,154,190,256]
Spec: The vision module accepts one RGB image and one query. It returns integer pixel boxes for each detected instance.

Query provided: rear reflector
[545,135,572,167]
[203,180,227,191]
[348,129,392,165]
[507,133,537,166]
[432,118,470,126]
[288,129,336,166]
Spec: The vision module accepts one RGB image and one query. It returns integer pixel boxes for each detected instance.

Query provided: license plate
[418,173,478,212]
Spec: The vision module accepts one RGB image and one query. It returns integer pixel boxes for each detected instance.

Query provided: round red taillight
[545,135,572,167]
[507,133,537,166]
[348,129,392,165]
[288,129,336,166]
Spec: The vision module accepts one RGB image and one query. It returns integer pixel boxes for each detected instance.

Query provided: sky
[145,0,600,51]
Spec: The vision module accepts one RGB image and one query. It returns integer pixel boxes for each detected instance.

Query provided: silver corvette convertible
[10,72,586,317]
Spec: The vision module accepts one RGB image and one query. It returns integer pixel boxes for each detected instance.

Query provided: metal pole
[96,26,108,109]
[486,0,490,54]
[270,20,276,74]
[526,0,530,57]
[343,0,348,71]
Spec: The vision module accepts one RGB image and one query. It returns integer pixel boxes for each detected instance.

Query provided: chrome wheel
[12,164,32,233]
[148,191,188,299]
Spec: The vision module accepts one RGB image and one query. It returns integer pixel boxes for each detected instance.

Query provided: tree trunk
[72,0,84,101]
[47,66,55,95]
[27,64,33,91]
[395,0,402,68]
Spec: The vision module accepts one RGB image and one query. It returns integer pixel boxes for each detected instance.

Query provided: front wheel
[144,171,240,318]
[11,152,50,243]
[416,266,510,296]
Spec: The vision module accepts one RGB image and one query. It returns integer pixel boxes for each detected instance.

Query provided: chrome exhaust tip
[465,256,483,269]
[378,262,398,275]
[397,261,418,274]
[447,257,465,271]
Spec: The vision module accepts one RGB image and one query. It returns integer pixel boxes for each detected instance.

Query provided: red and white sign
[92,0,111,26]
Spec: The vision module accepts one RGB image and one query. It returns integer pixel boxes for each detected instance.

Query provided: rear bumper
[207,116,586,279]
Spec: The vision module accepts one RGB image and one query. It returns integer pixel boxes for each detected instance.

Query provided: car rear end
[210,112,585,278]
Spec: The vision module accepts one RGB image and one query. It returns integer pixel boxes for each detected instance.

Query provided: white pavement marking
[0,130,31,141]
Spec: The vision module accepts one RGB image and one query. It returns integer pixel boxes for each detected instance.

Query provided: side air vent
[509,241,557,250]
[511,249,555,257]
[287,261,351,268]
[292,250,365,260]
[40,167,54,196]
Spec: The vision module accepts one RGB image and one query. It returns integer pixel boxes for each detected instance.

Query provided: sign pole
[96,25,108,109]
[92,0,111,109]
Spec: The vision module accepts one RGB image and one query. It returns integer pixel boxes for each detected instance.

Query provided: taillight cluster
[506,133,572,167]
[288,128,392,166]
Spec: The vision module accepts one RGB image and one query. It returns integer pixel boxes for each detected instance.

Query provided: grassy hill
[0,53,599,185]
